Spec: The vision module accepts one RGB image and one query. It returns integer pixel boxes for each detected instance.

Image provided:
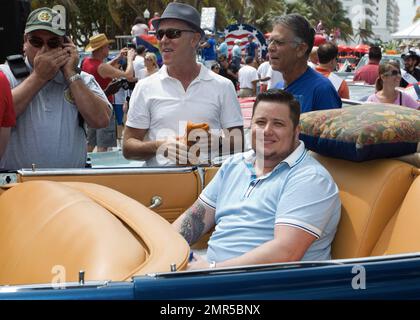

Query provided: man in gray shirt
[0,7,111,169]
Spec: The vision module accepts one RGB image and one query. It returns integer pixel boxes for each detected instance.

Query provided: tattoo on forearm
[180,202,206,245]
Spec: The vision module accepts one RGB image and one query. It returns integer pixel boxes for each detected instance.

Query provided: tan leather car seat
[371,176,420,256]
[312,154,415,259]
[0,181,189,286]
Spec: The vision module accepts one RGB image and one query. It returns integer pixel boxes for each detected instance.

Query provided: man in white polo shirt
[173,90,341,270]
[238,56,259,97]
[124,2,244,166]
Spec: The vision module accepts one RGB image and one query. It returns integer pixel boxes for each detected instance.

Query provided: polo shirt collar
[158,63,213,81]
[282,141,307,168]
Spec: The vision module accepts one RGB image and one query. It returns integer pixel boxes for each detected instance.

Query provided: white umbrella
[392,20,420,39]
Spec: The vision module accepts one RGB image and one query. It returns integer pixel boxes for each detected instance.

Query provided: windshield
[356,55,404,71]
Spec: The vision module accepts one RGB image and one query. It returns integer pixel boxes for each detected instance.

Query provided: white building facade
[340,0,399,43]
[373,0,399,42]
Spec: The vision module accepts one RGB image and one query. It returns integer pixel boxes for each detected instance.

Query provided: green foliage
[30,0,354,44]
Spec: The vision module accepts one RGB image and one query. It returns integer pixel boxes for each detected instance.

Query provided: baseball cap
[25,7,66,36]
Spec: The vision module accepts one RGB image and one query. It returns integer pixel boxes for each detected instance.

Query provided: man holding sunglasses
[0,7,112,170]
[124,2,244,167]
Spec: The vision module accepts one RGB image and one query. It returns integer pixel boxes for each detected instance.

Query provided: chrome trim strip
[18,166,197,176]
[333,252,420,264]
[145,252,420,279]
[0,280,110,292]
[145,261,344,278]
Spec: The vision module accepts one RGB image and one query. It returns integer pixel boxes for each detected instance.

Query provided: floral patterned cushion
[299,104,420,161]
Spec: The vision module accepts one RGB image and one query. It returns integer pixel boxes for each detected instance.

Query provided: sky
[399,0,417,30]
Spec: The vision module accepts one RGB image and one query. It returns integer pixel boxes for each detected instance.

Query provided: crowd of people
[0,2,418,271]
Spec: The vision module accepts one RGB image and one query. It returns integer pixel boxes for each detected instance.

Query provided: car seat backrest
[371,175,420,256]
[311,153,415,259]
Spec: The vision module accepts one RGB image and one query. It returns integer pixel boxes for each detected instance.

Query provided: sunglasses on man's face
[156,28,195,40]
[28,37,63,49]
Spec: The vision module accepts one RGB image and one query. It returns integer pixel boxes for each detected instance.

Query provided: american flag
[224,24,268,59]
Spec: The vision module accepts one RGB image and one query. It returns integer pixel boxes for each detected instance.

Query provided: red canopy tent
[338,44,353,53]
[354,44,370,54]
[314,34,327,46]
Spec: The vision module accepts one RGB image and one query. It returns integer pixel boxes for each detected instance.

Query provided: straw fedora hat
[85,34,114,52]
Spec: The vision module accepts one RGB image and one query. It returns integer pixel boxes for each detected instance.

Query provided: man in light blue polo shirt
[173,89,341,270]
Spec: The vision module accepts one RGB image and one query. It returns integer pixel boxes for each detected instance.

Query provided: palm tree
[301,0,353,42]
[354,20,375,44]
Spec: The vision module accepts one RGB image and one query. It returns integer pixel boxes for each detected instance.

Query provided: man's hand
[32,45,69,82]
[188,130,220,164]
[127,48,136,62]
[187,253,212,270]
[157,137,189,165]
[119,47,129,59]
[61,37,80,79]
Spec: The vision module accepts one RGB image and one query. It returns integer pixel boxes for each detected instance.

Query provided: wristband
[67,73,82,85]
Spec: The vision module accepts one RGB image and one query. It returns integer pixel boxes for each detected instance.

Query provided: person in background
[218,54,239,89]
[269,14,342,112]
[231,39,242,70]
[307,46,319,69]
[148,12,161,33]
[113,85,128,148]
[136,52,160,81]
[0,72,16,160]
[400,50,420,88]
[0,7,111,170]
[367,61,419,110]
[238,56,259,98]
[217,35,228,59]
[245,34,259,62]
[82,33,136,152]
[315,42,349,99]
[131,17,149,38]
[258,56,284,92]
[173,90,341,270]
[133,45,146,79]
[200,31,217,69]
[211,63,221,74]
[353,46,382,85]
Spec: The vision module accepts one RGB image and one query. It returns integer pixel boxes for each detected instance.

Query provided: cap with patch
[25,7,66,36]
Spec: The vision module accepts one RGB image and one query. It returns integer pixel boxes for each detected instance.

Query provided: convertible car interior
[0,181,189,285]
[0,152,419,286]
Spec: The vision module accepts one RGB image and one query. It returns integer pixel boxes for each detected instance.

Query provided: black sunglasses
[156,28,195,40]
[28,37,62,49]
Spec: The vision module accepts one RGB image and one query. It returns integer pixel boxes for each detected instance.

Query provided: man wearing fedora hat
[400,50,420,88]
[0,7,112,170]
[124,2,244,167]
[82,33,136,152]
